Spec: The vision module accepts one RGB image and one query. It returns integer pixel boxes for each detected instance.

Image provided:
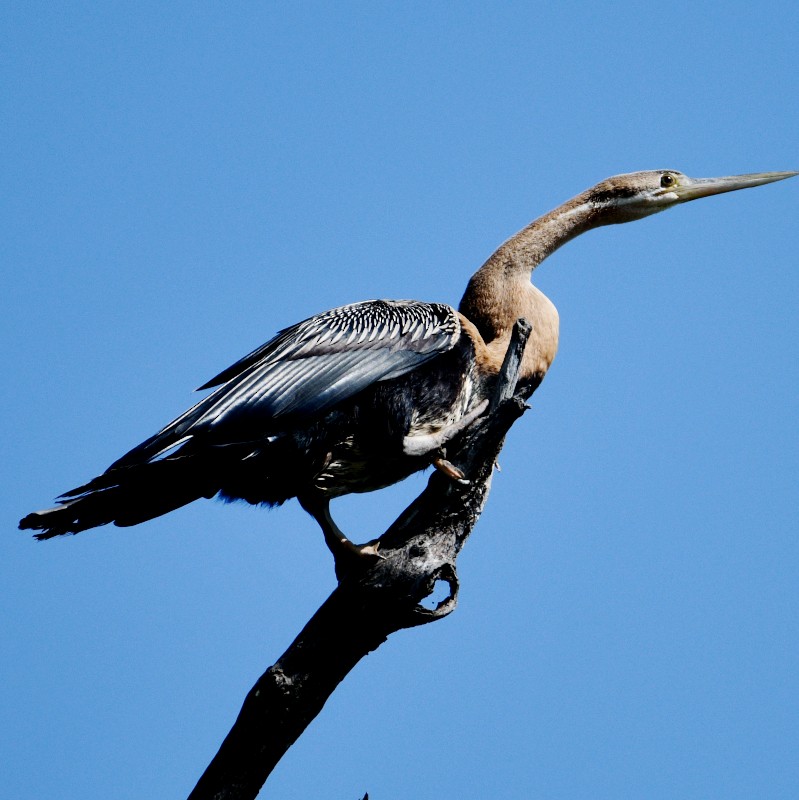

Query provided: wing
[109,300,461,469]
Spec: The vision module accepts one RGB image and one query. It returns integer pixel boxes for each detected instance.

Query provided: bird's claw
[332,538,385,581]
[351,540,384,560]
[433,455,470,484]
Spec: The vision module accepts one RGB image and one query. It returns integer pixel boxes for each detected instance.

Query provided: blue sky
[3,3,797,798]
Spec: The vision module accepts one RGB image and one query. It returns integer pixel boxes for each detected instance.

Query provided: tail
[19,456,221,540]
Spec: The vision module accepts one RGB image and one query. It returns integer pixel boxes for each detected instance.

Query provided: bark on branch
[187,319,534,800]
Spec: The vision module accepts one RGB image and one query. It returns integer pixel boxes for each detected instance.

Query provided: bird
[20,169,796,571]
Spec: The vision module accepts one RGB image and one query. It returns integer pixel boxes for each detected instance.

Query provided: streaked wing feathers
[111,300,460,469]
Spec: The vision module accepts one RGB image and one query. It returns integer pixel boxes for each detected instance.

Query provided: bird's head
[585,169,797,225]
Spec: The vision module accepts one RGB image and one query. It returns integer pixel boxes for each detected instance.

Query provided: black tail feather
[19,456,222,540]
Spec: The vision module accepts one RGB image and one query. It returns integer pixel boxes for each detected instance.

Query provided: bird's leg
[401,399,489,458]
[298,493,383,579]
[403,399,489,484]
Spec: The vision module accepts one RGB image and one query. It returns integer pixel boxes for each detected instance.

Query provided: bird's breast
[460,282,559,391]
[520,285,559,380]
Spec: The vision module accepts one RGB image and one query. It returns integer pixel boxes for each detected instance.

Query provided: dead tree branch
[187,319,533,800]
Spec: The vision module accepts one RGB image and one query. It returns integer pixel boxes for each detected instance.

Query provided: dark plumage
[20,300,482,551]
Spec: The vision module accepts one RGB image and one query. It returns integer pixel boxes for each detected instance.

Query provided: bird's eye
[660,174,676,188]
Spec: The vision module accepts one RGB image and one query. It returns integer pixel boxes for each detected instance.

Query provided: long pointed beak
[672,171,798,201]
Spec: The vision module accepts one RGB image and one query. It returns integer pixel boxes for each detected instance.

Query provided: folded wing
[108,299,461,471]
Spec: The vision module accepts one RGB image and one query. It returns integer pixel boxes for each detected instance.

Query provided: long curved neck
[487,191,599,275]
[459,190,597,342]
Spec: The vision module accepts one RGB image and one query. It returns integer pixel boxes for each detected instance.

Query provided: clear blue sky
[3,3,797,798]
